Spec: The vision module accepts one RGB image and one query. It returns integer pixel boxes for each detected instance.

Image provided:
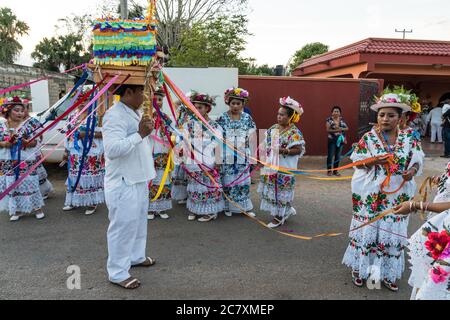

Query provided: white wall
[163,67,239,119]
[30,79,50,113]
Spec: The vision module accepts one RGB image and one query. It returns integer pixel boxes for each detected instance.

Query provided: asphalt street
[0,156,447,300]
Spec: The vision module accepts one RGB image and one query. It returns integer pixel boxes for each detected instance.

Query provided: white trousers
[106,180,149,283]
[431,123,443,143]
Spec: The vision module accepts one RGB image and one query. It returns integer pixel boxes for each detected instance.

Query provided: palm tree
[0,7,29,64]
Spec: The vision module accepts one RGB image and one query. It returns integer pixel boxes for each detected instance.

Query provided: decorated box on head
[92,18,157,67]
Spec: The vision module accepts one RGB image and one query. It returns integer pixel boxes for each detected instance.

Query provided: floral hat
[190,91,216,107]
[224,87,249,104]
[154,87,166,97]
[1,96,25,114]
[371,86,420,113]
[279,96,304,116]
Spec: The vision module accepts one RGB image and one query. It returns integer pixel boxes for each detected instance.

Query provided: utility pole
[120,0,128,19]
[395,28,413,39]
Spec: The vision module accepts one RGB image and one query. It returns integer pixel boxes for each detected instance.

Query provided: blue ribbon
[10,138,22,181]
[68,98,97,193]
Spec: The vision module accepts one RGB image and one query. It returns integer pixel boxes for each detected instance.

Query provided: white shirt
[426,107,443,125]
[103,101,156,187]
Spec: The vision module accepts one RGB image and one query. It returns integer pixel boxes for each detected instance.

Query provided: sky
[3,0,450,67]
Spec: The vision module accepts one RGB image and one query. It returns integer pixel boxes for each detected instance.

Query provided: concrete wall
[239,76,381,156]
[0,63,74,111]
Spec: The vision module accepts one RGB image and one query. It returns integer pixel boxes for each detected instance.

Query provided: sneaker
[63,206,74,211]
[158,212,170,220]
[9,215,20,222]
[224,211,233,217]
[85,206,97,216]
[35,212,45,220]
[188,214,197,221]
[148,213,155,220]
[42,194,49,200]
[383,279,399,292]
[198,214,218,222]
[178,200,187,205]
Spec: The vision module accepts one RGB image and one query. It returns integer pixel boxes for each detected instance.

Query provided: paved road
[0,157,447,300]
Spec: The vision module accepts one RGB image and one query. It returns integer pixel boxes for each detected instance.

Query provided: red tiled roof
[297,38,450,70]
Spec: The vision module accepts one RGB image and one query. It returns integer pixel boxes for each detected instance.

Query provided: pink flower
[429,266,449,284]
[386,98,399,103]
[4,136,10,142]
[19,162,27,170]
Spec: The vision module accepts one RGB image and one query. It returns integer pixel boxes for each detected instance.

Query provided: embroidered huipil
[258,124,305,219]
[343,127,425,282]
[217,111,256,213]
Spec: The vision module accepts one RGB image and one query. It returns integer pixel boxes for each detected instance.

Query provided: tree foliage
[0,7,29,64]
[32,34,90,72]
[169,15,252,74]
[288,42,329,73]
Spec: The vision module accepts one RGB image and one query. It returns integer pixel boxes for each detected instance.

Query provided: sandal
[132,257,156,268]
[267,217,283,229]
[383,279,399,292]
[352,271,364,287]
[198,214,218,222]
[111,277,141,290]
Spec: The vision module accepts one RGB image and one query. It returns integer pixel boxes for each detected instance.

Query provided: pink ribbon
[0,64,86,96]
[0,74,119,202]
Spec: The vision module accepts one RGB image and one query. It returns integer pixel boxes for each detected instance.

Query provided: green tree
[169,14,253,74]
[244,63,277,76]
[288,42,329,73]
[0,7,29,64]
[32,34,90,72]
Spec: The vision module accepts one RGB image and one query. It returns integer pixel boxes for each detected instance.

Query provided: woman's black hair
[332,106,342,113]
[377,107,402,117]
[281,105,296,117]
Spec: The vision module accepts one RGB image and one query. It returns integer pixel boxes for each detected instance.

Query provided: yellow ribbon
[151,151,174,202]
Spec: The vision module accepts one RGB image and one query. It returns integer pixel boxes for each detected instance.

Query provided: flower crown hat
[279,96,304,116]
[190,91,217,107]
[371,86,420,113]
[1,96,25,114]
[224,87,249,105]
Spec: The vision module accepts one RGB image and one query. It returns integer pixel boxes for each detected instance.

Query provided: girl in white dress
[258,97,305,228]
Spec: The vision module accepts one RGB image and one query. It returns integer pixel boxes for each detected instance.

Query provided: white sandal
[9,215,20,222]
[35,212,45,220]
[267,217,283,229]
[198,214,218,222]
[85,206,97,216]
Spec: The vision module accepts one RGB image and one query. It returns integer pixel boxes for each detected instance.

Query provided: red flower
[425,231,450,260]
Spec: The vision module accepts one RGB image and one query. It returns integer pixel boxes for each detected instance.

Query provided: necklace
[375,126,398,154]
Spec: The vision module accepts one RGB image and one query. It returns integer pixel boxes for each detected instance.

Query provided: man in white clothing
[103,84,156,289]
[426,105,443,143]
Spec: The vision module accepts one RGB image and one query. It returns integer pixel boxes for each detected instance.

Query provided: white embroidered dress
[342,127,425,282]
[408,173,450,300]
